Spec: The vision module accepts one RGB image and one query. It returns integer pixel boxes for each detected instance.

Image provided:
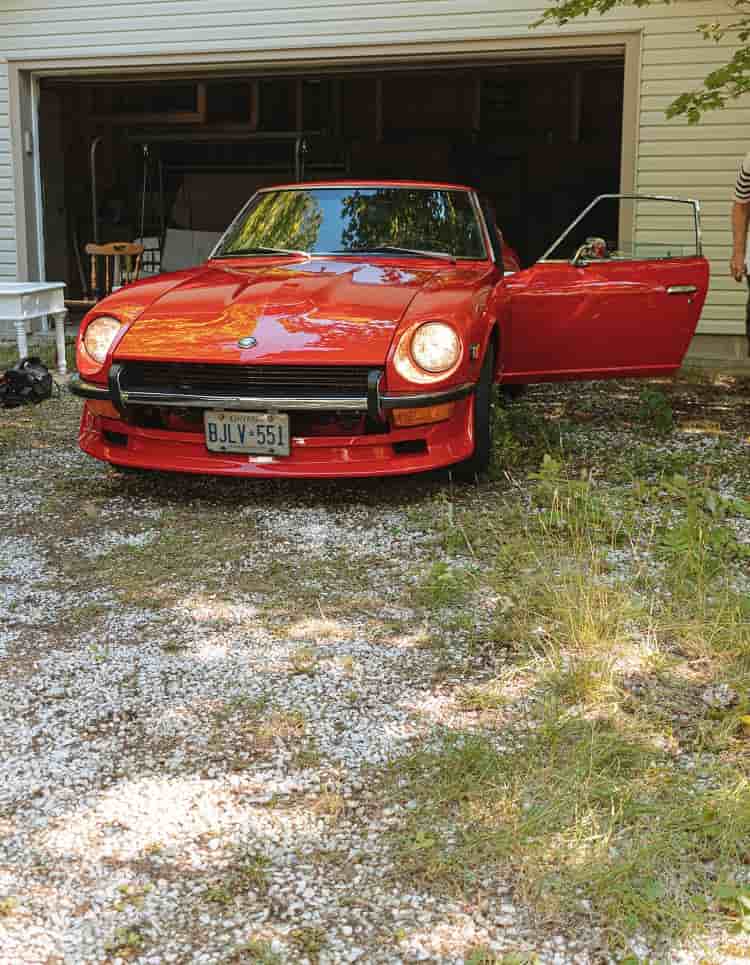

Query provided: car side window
[541,195,702,264]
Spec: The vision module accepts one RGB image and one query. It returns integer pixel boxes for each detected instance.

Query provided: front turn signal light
[391,403,455,427]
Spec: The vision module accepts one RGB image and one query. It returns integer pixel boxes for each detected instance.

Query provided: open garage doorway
[36,57,624,302]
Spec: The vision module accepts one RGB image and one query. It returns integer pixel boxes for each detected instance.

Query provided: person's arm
[731,201,749,282]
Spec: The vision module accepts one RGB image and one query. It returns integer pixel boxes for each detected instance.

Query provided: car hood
[114,259,456,366]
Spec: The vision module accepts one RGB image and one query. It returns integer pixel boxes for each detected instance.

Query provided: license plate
[203,410,290,456]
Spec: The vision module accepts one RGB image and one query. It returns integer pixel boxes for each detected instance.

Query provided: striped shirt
[735,151,750,203]
[735,152,750,268]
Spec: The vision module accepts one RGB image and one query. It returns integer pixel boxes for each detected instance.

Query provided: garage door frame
[8,29,641,282]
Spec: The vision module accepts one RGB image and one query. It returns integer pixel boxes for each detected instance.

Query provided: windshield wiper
[334,245,456,262]
[214,246,310,259]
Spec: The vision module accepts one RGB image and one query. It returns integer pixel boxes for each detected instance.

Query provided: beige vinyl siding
[0,1,734,55]
[0,0,747,337]
[638,8,747,336]
[0,59,15,276]
[642,1,735,337]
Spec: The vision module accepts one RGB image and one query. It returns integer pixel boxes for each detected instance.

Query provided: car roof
[258,180,476,193]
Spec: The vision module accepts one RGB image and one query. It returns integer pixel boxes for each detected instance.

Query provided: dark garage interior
[37,59,624,300]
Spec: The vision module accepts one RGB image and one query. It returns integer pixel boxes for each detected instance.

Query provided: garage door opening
[37,58,624,302]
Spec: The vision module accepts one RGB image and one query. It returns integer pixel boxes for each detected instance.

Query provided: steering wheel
[572,236,608,266]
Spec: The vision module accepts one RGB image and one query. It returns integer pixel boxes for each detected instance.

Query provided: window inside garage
[37,58,623,300]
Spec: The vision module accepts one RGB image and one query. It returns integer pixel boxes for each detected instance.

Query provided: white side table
[0,283,68,375]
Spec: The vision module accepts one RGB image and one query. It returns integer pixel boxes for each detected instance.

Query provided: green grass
[388,715,750,946]
[455,681,508,712]
[289,645,319,676]
[0,335,76,372]
[0,383,79,457]
[223,939,283,964]
[0,896,19,917]
[52,505,294,606]
[105,925,146,957]
[288,926,326,963]
[636,385,674,435]
[541,653,619,707]
[255,709,306,749]
[415,561,475,608]
[382,431,750,952]
[204,699,305,771]
[489,398,558,476]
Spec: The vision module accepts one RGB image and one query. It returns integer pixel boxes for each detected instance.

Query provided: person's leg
[746,278,750,355]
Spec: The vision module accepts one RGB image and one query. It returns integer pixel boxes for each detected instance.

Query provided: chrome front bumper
[70,365,476,417]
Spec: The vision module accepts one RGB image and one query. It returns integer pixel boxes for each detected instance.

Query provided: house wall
[0,61,13,279]
[0,0,748,346]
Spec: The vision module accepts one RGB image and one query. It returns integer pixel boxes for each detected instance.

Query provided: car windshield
[214,186,487,260]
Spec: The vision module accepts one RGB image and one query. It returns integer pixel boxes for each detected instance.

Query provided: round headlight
[83,316,122,364]
[411,322,461,373]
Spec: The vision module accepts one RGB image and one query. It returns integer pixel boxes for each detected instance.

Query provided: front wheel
[500,383,526,404]
[452,342,494,481]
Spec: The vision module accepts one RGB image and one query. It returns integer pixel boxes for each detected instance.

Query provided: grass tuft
[542,654,618,707]
[288,925,326,963]
[223,938,283,963]
[416,561,474,608]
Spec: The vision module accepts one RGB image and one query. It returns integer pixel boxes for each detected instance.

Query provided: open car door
[500,195,709,383]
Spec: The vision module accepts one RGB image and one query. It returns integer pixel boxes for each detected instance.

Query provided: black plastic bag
[0,357,54,408]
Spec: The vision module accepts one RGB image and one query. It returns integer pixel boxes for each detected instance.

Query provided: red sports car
[71,181,708,478]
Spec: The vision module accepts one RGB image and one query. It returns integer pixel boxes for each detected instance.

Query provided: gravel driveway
[1,375,749,965]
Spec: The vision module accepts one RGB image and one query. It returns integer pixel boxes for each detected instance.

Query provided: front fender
[487,275,513,382]
[75,268,212,383]
[384,265,499,392]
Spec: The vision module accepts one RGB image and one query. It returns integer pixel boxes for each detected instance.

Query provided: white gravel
[0,428,534,965]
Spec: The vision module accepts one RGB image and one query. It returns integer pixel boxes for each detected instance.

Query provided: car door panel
[500,256,709,382]
[496,193,710,383]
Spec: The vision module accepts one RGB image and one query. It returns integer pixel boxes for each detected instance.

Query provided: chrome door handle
[666,285,697,295]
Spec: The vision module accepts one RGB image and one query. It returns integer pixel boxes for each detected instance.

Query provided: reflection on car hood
[115,259,459,366]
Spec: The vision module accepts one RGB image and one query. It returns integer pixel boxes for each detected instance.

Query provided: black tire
[500,383,526,404]
[452,341,495,481]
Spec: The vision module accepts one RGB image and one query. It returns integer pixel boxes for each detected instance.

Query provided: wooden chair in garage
[65,241,144,310]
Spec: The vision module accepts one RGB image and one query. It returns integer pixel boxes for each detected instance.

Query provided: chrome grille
[120,362,375,398]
